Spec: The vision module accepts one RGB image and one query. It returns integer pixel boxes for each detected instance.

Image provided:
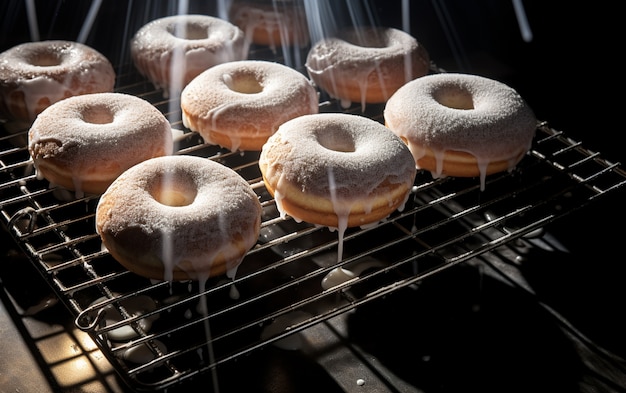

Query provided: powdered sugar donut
[181,59,318,151]
[96,155,262,282]
[259,113,416,229]
[28,92,173,197]
[130,14,248,95]
[0,40,115,125]
[229,0,309,51]
[384,73,537,189]
[306,26,429,110]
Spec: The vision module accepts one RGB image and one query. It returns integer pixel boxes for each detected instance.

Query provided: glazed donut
[181,60,318,151]
[0,40,115,125]
[28,92,173,197]
[229,0,309,51]
[95,155,262,282]
[305,26,430,109]
[259,113,416,229]
[130,14,248,95]
[383,73,537,189]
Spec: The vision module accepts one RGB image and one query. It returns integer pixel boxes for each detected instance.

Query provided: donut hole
[166,22,209,40]
[316,127,356,153]
[224,71,263,94]
[81,104,115,124]
[433,86,474,110]
[149,174,198,207]
[27,51,63,67]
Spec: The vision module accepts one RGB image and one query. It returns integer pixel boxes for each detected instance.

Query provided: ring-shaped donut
[0,40,115,125]
[306,26,430,109]
[229,0,310,50]
[96,155,262,282]
[28,92,173,197]
[384,73,537,189]
[131,14,248,94]
[181,60,319,151]
[259,113,416,229]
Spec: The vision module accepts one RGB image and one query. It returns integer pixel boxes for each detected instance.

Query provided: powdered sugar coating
[181,60,318,151]
[96,155,262,282]
[306,26,429,109]
[259,113,416,224]
[0,40,115,124]
[384,73,537,179]
[28,92,173,195]
[131,14,248,94]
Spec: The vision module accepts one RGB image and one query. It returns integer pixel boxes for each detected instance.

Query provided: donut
[95,155,262,282]
[130,14,248,95]
[0,40,115,126]
[305,26,430,110]
[383,73,537,189]
[28,92,173,197]
[181,59,319,151]
[259,113,417,229]
[229,0,310,51]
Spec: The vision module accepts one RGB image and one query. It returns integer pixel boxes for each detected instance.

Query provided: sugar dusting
[384,73,537,190]
[28,92,173,196]
[130,14,248,95]
[181,60,318,151]
[229,1,310,53]
[305,26,429,110]
[260,113,416,281]
[0,40,115,123]
[96,155,261,283]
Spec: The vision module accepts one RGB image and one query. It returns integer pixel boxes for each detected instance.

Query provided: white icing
[95,155,262,282]
[321,256,386,290]
[384,73,537,189]
[181,60,318,151]
[0,40,115,123]
[305,26,429,109]
[259,113,416,227]
[261,114,416,269]
[130,14,248,94]
[28,92,173,196]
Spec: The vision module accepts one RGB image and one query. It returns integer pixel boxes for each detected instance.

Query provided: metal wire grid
[2,62,626,390]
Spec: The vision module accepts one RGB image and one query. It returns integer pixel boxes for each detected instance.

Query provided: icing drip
[321,256,386,291]
[17,77,71,122]
[96,155,261,282]
[27,92,173,196]
[0,40,115,123]
[306,26,430,110]
[384,73,537,189]
[181,60,318,151]
[260,113,417,279]
[327,165,351,262]
[130,15,248,95]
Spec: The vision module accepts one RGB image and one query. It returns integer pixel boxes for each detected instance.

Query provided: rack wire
[1,57,626,391]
